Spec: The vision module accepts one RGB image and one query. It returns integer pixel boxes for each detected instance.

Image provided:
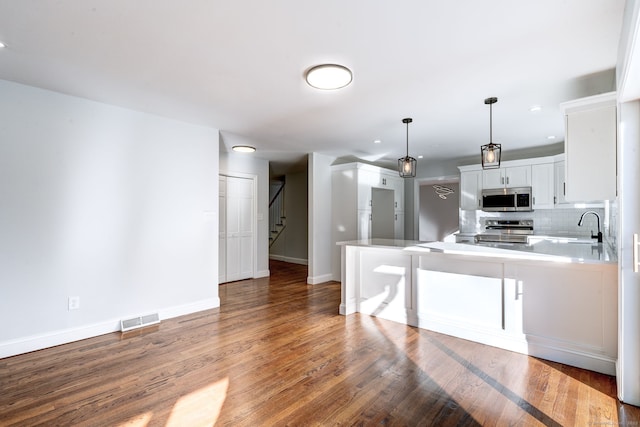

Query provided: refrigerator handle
[634,234,640,273]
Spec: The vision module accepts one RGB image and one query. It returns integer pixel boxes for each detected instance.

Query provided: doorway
[371,187,395,239]
[219,174,255,283]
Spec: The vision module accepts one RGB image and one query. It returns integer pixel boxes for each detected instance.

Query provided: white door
[219,175,254,283]
[219,176,227,283]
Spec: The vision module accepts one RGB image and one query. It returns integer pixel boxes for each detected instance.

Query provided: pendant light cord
[402,117,413,157]
[489,102,492,144]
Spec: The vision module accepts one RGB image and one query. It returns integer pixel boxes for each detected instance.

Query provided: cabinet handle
[369,200,372,207]
[506,176,510,185]
[515,281,523,300]
[634,234,639,273]
[563,182,566,196]
[554,196,557,204]
[501,177,504,185]
[395,214,397,220]
[533,196,536,205]
[395,201,398,208]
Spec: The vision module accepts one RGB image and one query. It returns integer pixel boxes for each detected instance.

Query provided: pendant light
[481,97,501,169]
[398,118,417,178]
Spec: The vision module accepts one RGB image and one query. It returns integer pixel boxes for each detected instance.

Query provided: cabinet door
[519,263,617,358]
[554,161,567,205]
[531,163,554,209]
[394,212,405,240]
[482,169,504,189]
[392,177,404,211]
[357,170,376,210]
[565,102,616,201]
[505,165,531,188]
[357,210,371,240]
[460,170,482,210]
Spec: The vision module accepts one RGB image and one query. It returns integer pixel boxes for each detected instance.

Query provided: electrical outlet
[68,296,80,311]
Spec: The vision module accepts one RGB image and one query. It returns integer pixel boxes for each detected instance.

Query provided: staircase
[269,182,286,247]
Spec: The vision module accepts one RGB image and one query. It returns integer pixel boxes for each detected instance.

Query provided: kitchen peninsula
[338,239,617,375]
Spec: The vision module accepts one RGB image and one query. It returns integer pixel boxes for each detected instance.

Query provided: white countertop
[337,239,425,248]
[338,238,617,265]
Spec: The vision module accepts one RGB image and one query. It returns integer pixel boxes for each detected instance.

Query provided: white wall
[219,151,270,277]
[308,153,334,284]
[0,80,220,358]
[419,182,460,241]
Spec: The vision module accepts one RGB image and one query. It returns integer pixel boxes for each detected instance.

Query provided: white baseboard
[307,273,334,284]
[269,255,308,265]
[0,297,221,359]
[255,269,270,278]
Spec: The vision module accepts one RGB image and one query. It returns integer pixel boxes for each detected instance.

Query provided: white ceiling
[0,0,626,174]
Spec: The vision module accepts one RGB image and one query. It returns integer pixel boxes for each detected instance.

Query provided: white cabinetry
[531,163,555,209]
[516,262,617,371]
[482,165,531,189]
[459,169,482,210]
[554,160,567,205]
[340,242,619,375]
[332,163,405,243]
[561,92,617,201]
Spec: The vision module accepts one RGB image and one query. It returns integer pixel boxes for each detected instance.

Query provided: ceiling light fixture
[529,105,542,113]
[374,139,381,144]
[232,145,256,153]
[547,135,556,140]
[398,118,416,178]
[0,41,6,48]
[481,97,501,169]
[305,64,352,90]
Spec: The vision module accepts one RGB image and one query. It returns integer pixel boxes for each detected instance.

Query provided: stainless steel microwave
[481,187,533,212]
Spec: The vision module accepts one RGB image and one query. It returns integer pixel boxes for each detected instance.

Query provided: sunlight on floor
[116,412,153,427]
[166,377,229,427]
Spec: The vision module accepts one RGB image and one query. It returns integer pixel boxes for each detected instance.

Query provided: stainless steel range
[474,219,534,244]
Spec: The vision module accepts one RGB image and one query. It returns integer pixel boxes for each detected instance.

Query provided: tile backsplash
[460,202,617,244]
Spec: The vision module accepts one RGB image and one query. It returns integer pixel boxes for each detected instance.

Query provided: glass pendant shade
[481,97,501,169]
[481,142,501,169]
[398,118,417,178]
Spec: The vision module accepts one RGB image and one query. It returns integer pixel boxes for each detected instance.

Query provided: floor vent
[120,313,160,332]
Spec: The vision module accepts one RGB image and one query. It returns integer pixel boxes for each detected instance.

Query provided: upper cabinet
[459,157,560,211]
[560,92,617,202]
[531,163,555,209]
[482,165,532,189]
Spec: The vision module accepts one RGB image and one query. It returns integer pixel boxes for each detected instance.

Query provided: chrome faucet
[577,211,603,243]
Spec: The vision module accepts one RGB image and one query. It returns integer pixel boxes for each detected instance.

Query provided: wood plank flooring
[1,260,639,426]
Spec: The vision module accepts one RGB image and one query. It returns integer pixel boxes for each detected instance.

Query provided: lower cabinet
[514,262,617,370]
[354,247,411,324]
[340,244,618,375]
[415,256,504,332]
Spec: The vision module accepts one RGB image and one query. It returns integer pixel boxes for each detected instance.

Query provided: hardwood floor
[1,260,639,426]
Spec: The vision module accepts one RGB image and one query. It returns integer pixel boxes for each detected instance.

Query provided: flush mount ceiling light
[0,41,6,48]
[398,118,417,178]
[481,97,502,169]
[232,145,256,153]
[305,64,352,90]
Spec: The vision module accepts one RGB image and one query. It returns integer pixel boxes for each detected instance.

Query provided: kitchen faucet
[577,211,603,243]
